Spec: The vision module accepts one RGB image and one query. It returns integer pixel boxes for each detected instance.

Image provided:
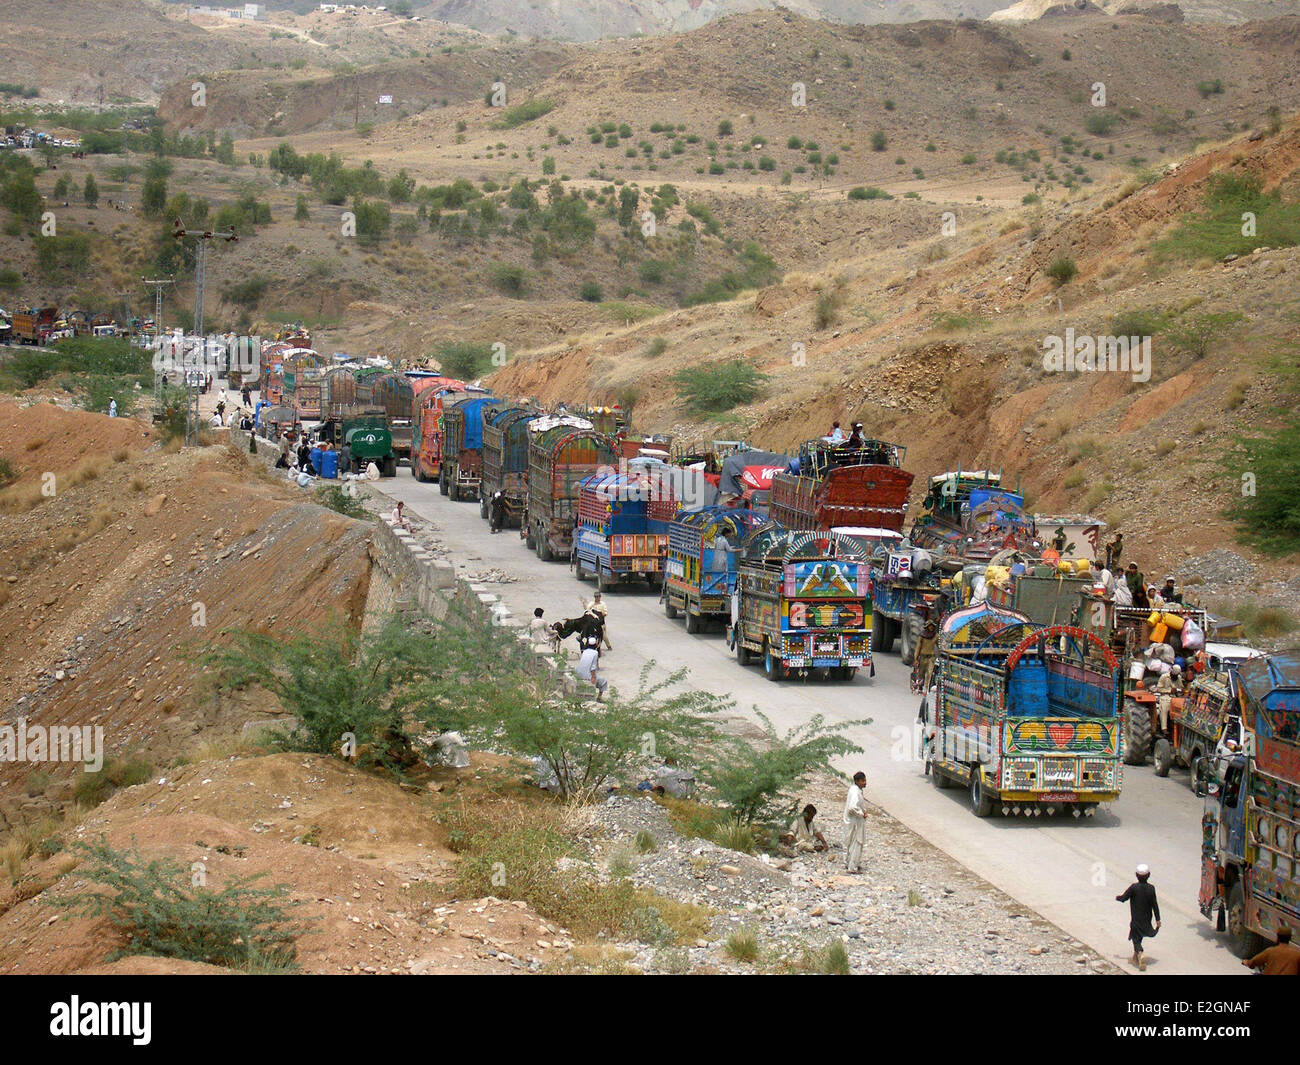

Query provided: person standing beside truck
[1116,864,1161,971]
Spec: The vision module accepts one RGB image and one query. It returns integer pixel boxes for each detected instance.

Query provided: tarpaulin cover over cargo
[443,394,500,453]
[719,451,792,496]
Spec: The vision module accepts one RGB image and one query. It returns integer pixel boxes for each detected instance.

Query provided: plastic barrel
[320,450,339,479]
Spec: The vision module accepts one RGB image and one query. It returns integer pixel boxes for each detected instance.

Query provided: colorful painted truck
[986,569,1092,627]
[664,506,769,633]
[479,405,538,525]
[525,417,617,562]
[439,393,499,502]
[360,373,415,465]
[411,380,470,483]
[926,604,1123,817]
[911,469,1037,561]
[769,439,914,533]
[1199,649,1300,958]
[11,306,58,345]
[283,350,325,421]
[574,463,680,590]
[728,528,874,682]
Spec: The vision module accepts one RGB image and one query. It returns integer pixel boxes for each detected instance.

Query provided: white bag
[1181,618,1205,651]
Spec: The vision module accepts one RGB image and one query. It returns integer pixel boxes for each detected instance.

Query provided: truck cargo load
[410,379,471,483]
[911,469,1037,562]
[926,603,1123,817]
[769,438,913,533]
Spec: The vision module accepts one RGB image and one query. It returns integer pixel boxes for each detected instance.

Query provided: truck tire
[1123,698,1153,766]
[538,536,553,563]
[439,470,449,496]
[525,525,535,550]
[383,457,397,478]
[931,764,953,789]
[685,609,700,634]
[764,641,785,682]
[575,560,588,581]
[1153,737,1174,777]
[899,619,916,666]
[837,666,857,682]
[596,569,607,592]
[1226,881,1268,959]
[871,611,894,654]
[413,462,424,482]
[479,496,488,519]
[449,479,459,502]
[969,769,995,818]
[1188,751,1207,795]
[664,596,679,620]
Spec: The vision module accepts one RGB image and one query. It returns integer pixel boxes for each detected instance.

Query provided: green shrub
[494,97,555,129]
[72,756,154,808]
[645,337,669,358]
[673,359,768,412]
[1085,112,1117,136]
[871,131,887,151]
[1228,417,1300,554]
[579,280,603,302]
[848,186,891,201]
[1046,256,1077,284]
[488,262,529,296]
[316,485,368,519]
[0,456,16,487]
[55,837,311,972]
[725,927,760,962]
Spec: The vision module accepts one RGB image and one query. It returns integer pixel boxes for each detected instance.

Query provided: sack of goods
[1181,617,1205,650]
[984,565,1011,587]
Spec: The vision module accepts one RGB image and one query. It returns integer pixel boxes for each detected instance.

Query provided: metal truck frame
[1199,650,1300,958]
[728,527,874,682]
[574,464,679,591]
[927,604,1123,818]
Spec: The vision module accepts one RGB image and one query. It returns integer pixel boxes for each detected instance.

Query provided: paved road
[383,472,1241,976]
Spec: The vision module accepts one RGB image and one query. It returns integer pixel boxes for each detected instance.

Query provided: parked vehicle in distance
[664,506,768,633]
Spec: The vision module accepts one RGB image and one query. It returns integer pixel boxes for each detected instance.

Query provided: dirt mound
[0,401,154,488]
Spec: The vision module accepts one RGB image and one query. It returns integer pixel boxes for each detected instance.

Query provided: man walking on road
[1116,863,1161,970]
[1244,926,1300,974]
[843,772,868,873]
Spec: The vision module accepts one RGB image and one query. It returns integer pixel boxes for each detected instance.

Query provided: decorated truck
[728,528,874,682]
[664,506,769,633]
[1199,649,1300,958]
[525,417,617,562]
[438,393,499,502]
[986,567,1092,626]
[925,603,1123,818]
[410,380,470,484]
[911,468,1037,561]
[573,462,680,590]
[363,373,416,466]
[479,405,538,524]
[339,409,396,476]
[769,438,914,533]
[11,306,58,345]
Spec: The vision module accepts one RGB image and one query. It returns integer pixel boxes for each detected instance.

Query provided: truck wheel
[969,769,995,817]
[525,526,535,550]
[685,609,700,634]
[1122,698,1153,766]
[479,497,488,519]
[595,569,607,592]
[439,471,449,496]
[1188,751,1207,795]
[763,642,784,682]
[413,462,423,482]
[1153,737,1174,778]
[871,611,894,654]
[1226,881,1267,959]
[838,666,857,682]
[899,619,916,666]
[538,536,553,563]
[931,764,952,789]
[449,480,459,502]
[383,457,396,478]
[664,596,679,620]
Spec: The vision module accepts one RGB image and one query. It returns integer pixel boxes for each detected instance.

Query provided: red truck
[769,438,914,533]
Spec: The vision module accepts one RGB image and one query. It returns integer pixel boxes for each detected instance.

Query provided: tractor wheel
[872,611,894,654]
[1226,881,1267,959]
[1123,698,1153,766]
[1153,737,1174,777]
[900,619,916,666]
[969,769,995,818]
[1188,750,1207,795]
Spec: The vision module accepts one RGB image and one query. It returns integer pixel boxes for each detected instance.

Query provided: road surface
[381,472,1240,976]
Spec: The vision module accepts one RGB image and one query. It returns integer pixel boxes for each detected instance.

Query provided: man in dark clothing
[1117,864,1161,970]
[1105,532,1124,572]
[1244,926,1300,975]
[488,490,506,533]
[1160,576,1183,604]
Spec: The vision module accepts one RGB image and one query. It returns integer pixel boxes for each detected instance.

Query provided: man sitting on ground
[781,804,828,853]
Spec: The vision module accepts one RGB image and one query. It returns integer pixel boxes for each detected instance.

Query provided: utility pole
[172,220,237,445]
[142,276,175,401]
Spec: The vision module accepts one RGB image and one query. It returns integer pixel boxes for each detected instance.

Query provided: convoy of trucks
[729,528,874,682]
[925,604,1123,818]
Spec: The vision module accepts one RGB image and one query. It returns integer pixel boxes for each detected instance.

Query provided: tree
[52,175,70,200]
[141,176,167,218]
[83,172,99,208]
[295,193,310,222]
[215,132,236,166]
[617,185,638,231]
[2,170,43,222]
[699,711,868,825]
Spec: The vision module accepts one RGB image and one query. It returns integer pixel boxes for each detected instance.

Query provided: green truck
[325,408,396,476]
